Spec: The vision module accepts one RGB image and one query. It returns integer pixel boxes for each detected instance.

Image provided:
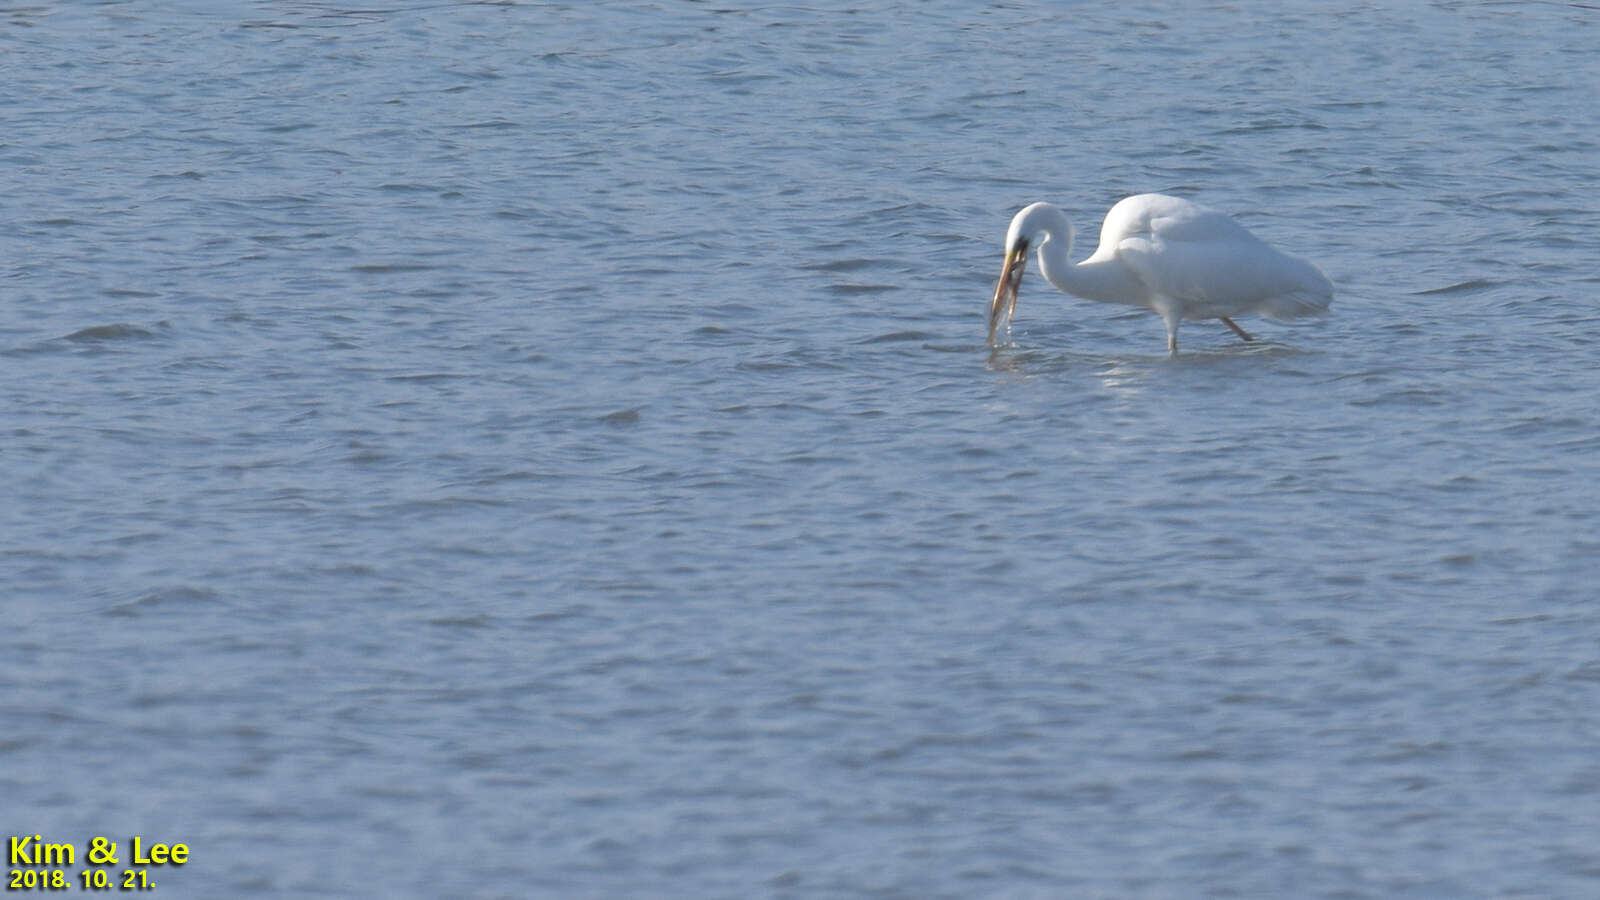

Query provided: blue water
[5,2,1600,897]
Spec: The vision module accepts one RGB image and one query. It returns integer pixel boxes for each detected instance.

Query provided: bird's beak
[987,239,1027,345]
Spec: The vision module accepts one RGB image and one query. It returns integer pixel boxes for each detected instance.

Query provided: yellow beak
[987,242,1026,346]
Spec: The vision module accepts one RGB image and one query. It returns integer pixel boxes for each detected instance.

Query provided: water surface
[5,2,1599,897]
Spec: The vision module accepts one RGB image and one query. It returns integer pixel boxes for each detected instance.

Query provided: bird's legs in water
[1220,317,1254,342]
[1155,300,1181,354]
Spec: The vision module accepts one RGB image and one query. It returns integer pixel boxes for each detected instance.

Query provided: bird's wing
[1116,208,1333,321]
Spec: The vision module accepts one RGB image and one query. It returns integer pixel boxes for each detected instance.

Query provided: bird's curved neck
[1035,231,1143,306]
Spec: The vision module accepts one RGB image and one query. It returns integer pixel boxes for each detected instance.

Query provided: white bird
[988,194,1333,352]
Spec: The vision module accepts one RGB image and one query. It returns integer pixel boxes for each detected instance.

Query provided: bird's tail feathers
[1258,289,1332,320]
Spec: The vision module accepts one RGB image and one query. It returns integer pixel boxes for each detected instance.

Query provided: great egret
[988,194,1333,352]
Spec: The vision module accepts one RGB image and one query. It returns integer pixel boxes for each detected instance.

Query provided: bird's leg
[1155,301,1180,355]
[1220,317,1254,342]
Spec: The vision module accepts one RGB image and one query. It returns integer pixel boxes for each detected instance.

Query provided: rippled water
[6,2,1600,897]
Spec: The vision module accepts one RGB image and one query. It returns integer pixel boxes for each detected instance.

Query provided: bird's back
[1096,194,1333,321]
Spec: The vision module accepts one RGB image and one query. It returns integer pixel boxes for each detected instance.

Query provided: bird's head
[988,202,1071,346]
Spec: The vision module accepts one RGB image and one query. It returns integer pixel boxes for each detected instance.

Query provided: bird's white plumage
[989,194,1333,352]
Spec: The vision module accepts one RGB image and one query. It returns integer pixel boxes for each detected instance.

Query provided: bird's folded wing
[1118,232,1332,321]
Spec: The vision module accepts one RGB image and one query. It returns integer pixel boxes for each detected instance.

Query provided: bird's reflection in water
[986,334,1306,401]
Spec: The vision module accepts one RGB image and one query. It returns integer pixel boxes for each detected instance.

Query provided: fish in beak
[987,237,1028,346]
